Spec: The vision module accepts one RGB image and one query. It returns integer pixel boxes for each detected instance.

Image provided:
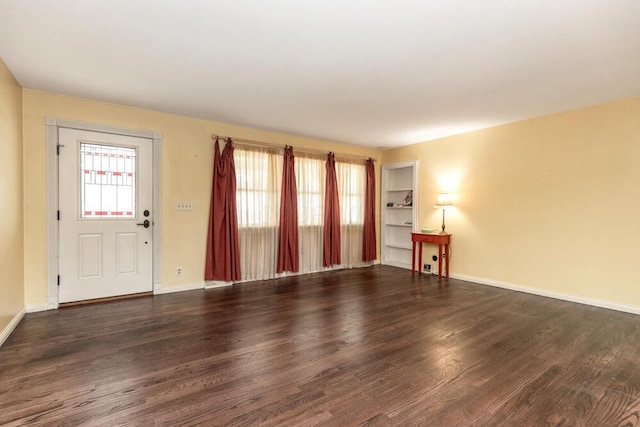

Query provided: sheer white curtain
[234,147,369,281]
[235,147,282,281]
[295,156,368,271]
[296,154,325,273]
[336,161,367,268]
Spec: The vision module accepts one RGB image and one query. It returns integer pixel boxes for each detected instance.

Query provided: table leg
[418,242,423,275]
[411,241,416,273]
[438,243,443,279]
[445,243,450,278]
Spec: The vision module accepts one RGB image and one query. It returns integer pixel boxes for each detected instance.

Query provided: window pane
[235,148,281,227]
[296,156,324,226]
[80,143,136,218]
[336,162,365,225]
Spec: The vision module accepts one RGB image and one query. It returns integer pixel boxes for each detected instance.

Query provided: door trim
[46,117,163,309]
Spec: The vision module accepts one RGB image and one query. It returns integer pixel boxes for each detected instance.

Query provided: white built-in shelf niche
[381,160,418,269]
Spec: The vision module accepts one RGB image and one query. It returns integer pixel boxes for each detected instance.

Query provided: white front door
[58,128,153,303]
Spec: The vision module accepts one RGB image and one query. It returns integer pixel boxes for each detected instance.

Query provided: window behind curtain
[337,161,366,267]
[236,148,281,227]
[234,148,369,281]
[296,155,325,272]
[235,147,282,280]
[337,162,365,225]
[295,155,324,226]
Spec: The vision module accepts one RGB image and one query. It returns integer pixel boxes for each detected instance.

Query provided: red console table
[411,233,451,278]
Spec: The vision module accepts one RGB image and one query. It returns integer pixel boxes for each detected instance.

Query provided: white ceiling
[1,1,639,148]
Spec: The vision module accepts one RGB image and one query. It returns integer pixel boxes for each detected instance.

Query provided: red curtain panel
[323,152,341,267]
[277,146,300,273]
[205,137,241,281]
[362,158,376,261]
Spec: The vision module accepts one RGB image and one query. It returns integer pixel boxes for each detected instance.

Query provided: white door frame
[45,117,163,309]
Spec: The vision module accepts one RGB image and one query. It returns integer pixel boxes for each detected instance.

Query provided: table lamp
[434,193,453,234]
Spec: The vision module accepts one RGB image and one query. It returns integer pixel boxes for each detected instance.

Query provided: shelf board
[386,188,413,192]
[385,243,412,250]
[385,223,413,227]
[385,206,413,209]
[381,260,412,270]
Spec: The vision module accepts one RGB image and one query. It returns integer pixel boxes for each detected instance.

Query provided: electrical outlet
[176,202,193,211]
[176,267,183,276]
[423,263,431,273]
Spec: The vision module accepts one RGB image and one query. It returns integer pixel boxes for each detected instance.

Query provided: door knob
[137,219,150,228]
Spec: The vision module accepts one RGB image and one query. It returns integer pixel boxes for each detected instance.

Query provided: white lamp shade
[435,192,453,208]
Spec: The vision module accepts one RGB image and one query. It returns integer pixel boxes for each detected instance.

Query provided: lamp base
[439,209,447,234]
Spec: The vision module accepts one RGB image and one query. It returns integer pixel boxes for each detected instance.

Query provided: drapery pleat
[205,137,241,281]
[323,152,341,267]
[277,146,299,273]
[362,158,376,261]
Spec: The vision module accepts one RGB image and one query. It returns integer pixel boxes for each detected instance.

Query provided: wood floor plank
[2,266,640,425]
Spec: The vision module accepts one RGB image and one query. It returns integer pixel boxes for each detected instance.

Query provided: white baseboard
[205,280,233,289]
[451,273,640,316]
[26,297,59,313]
[154,282,205,295]
[0,306,26,348]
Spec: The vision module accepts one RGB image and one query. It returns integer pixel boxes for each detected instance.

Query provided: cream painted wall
[22,89,381,306]
[0,59,25,330]
[383,97,640,308]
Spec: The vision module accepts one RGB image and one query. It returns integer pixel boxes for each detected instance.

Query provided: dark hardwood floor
[2,266,640,426]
